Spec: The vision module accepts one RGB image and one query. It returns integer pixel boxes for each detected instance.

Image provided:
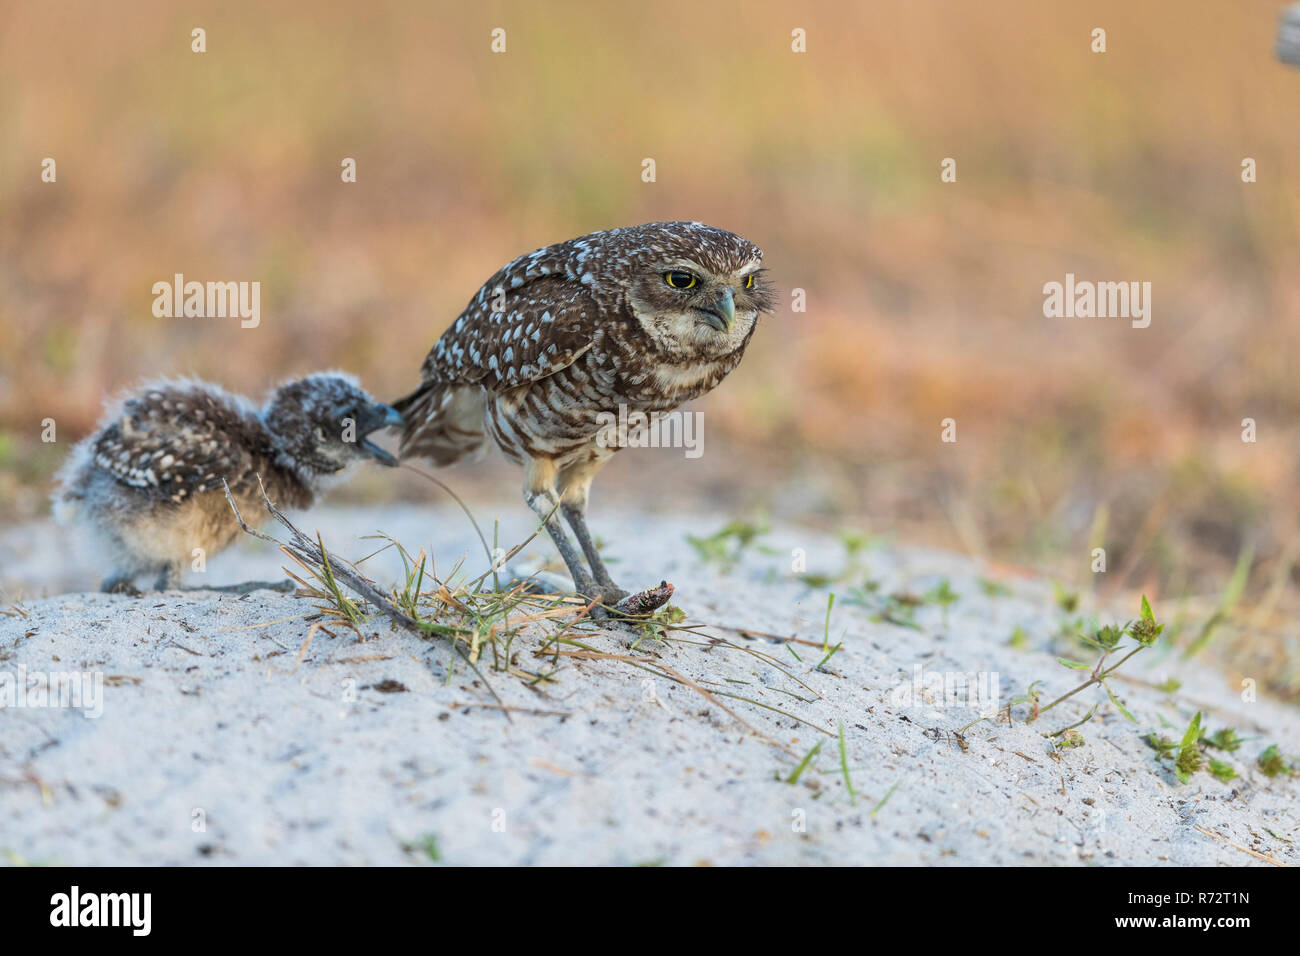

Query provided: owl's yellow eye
[664,271,697,289]
[743,274,755,290]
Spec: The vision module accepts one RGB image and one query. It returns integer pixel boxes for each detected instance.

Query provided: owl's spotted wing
[90,387,264,501]
[423,268,602,392]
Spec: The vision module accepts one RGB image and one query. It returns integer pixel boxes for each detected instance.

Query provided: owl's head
[610,221,775,359]
[262,373,403,480]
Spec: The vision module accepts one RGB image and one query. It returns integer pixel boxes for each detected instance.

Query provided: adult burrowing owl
[54,374,402,594]
[393,221,774,608]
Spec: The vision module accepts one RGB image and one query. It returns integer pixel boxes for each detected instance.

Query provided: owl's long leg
[523,458,600,601]
[561,503,624,596]
[557,457,626,600]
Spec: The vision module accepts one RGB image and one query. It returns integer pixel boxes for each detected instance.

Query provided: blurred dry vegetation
[1,1,1298,690]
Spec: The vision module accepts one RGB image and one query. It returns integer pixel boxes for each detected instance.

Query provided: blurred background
[1,1,1297,691]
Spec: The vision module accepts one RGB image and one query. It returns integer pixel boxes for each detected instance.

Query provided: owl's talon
[581,582,674,620]
[612,581,674,617]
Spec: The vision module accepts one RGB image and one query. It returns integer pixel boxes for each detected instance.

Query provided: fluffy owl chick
[54,374,402,594]
[394,221,774,608]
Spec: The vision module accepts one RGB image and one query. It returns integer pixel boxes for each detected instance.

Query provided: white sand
[1,503,1296,865]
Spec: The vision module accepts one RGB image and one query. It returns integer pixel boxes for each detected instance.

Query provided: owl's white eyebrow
[658,259,759,278]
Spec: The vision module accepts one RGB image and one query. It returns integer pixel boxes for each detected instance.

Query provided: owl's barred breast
[485,322,750,467]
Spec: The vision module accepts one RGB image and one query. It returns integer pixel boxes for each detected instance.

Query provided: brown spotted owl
[393,221,775,609]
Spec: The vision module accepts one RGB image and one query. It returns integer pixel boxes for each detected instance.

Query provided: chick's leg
[154,562,182,591]
[184,580,295,594]
[101,573,142,597]
[157,556,289,594]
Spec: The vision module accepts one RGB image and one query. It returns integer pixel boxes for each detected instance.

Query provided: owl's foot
[101,576,143,598]
[612,580,674,617]
[581,581,674,619]
[525,486,669,621]
[579,584,631,617]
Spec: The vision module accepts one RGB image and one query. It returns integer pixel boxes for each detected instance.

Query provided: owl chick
[54,373,402,594]
[393,221,774,607]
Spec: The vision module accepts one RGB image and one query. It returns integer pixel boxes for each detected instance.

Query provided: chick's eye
[664,271,697,289]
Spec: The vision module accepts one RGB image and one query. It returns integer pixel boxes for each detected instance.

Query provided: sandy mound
[1,504,1296,865]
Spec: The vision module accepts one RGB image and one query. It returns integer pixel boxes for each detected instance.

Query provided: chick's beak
[355,402,403,466]
[699,287,736,333]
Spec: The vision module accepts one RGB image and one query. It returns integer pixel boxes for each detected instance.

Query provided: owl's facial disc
[628,253,767,358]
[658,263,747,334]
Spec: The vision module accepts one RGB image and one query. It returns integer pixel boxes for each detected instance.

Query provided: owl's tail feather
[392,380,485,468]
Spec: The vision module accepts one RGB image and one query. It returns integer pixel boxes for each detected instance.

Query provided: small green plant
[785,740,824,784]
[871,591,922,630]
[822,593,835,651]
[837,529,875,558]
[1007,626,1029,649]
[813,640,843,672]
[961,595,1163,736]
[1009,679,1043,720]
[639,603,686,642]
[837,722,856,806]
[1040,596,1162,730]
[1145,733,1177,759]
[1174,712,1205,783]
[1257,744,1297,778]
[848,578,882,598]
[812,593,843,671]
[1054,729,1085,750]
[923,579,959,628]
[686,518,770,571]
[401,833,441,862]
[870,779,901,818]
[1205,728,1244,753]
[1148,715,1250,784]
[1206,759,1238,783]
[978,577,1012,597]
[798,572,835,588]
[794,529,881,588]
[1182,544,1252,660]
[1053,582,1080,613]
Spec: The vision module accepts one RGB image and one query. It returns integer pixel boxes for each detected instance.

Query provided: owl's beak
[355,402,403,466]
[698,287,736,333]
